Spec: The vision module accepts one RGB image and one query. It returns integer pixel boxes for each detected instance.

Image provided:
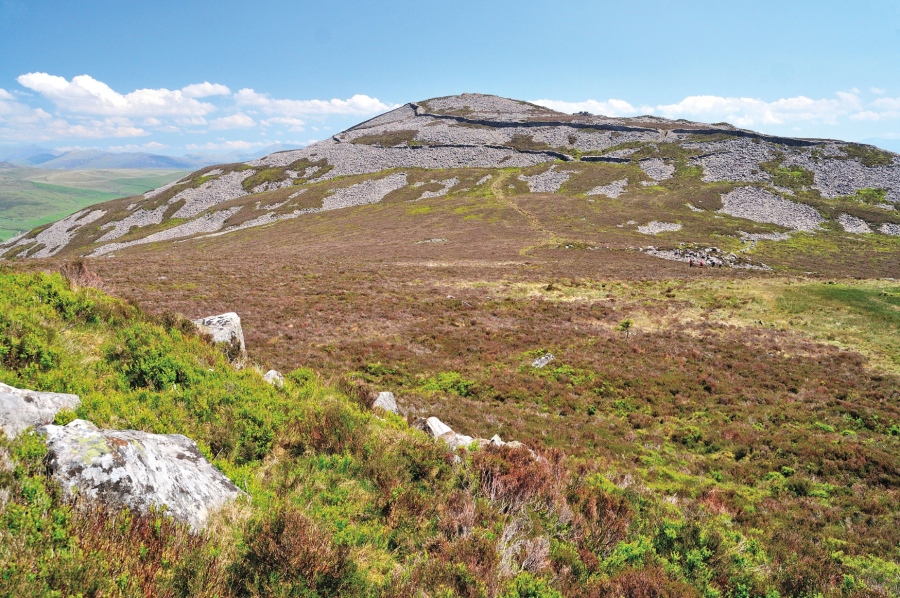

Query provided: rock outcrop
[39,419,243,528]
[193,312,245,357]
[0,382,80,439]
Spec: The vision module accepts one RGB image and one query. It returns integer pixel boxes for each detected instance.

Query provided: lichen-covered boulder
[263,370,284,386]
[38,420,244,528]
[0,382,80,439]
[193,312,245,357]
[373,391,398,414]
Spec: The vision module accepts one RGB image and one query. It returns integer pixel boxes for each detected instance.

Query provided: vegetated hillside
[2,264,900,597]
[3,93,899,276]
[2,94,900,597]
[0,164,189,241]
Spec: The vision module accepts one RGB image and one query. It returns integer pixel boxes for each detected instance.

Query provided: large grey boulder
[38,420,244,528]
[193,312,245,356]
[373,391,398,414]
[0,382,80,439]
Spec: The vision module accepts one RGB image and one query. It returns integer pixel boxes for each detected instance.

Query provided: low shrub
[233,507,362,597]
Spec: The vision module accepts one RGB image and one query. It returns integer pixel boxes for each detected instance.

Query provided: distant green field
[0,167,189,241]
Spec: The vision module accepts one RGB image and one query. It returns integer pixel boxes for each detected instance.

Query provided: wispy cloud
[185,140,269,150]
[181,82,231,98]
[210,112,256,129]
[535,90,900,128]
[260,116,306,132]
[531,98,652,117]
[654,92,862,126]
[108,141,167,152]
[234,89,395,116]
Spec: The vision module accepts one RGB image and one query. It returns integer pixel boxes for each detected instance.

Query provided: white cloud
[872,87,886,94]
[185,140,268,150]
[872,97,900,110]
[260,116,306,131]
[181,82,231,98]
[654,92,862,126]
[531,98,646,117]
[234,89,395,116]
[849,97,900,121]
[142,117,162,126]
[210,112,256,129]
[0,88,14,101]
[851,110,887,121]
[17,72,215,117]
[175,116,207,126]
[0,106,149,141]
[108,141,167,152]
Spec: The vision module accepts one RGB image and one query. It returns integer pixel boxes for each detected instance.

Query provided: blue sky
[2,0,900,154]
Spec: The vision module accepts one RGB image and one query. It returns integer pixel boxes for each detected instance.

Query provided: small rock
[531,353,555,368]
[373,391,398,414]
[0,382,80,439]
[490,434,505,446]
[193,312,246,356]
[412,416,453,438]
[263,370,284,387]
[39,420,244,529]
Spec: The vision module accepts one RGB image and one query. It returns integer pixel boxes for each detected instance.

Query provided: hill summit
[3,93,899,273]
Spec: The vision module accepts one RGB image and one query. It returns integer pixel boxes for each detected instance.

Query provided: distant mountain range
[0,143,306,170]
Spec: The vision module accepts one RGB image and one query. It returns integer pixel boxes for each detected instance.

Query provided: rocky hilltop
[3,93,900,263]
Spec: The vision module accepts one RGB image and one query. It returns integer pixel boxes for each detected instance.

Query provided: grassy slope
[0,168,188,241]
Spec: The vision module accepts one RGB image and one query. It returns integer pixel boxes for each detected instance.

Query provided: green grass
[0,169,188,241]
[840,144,896,167]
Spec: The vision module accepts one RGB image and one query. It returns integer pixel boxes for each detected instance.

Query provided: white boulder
[413,416,454,438]
[39,420,244,528]
[0,382,80,439]
[373,391,398,414]
[193,312,245,356]
[263,370,284,386]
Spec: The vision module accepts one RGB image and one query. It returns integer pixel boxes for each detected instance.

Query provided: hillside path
[490,170,559,254]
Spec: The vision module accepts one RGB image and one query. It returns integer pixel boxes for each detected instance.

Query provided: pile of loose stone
[718,187,825,231]
[640,245,768,269]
